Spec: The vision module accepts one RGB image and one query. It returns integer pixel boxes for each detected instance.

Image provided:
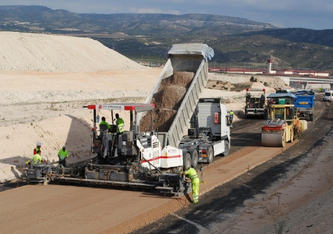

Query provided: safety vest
[229,111,234,116]
[116,118,124,133]
[185,167,199,181]
[32,153,42,165]
[58,149,68,160]
[99,120,110,129]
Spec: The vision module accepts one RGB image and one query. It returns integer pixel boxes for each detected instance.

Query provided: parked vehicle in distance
[276,89,293,94]
[295,89,315,121]
[244,88,267,118]
[323,90,333,102]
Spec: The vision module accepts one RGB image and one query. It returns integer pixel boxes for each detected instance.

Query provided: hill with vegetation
[0,5,332,73]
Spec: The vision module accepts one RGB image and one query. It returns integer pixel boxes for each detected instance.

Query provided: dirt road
[0,135,290,234]
[1,97,329,234]
[134,97,333,234]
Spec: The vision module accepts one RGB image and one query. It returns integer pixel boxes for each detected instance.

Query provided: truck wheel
[183,153,192,170]
[191,149,199,168]
[223,141,230,156]
[309,114,314,121]
[207,146,214,164]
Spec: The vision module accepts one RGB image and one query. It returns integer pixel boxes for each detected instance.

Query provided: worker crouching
[182,167,200,204]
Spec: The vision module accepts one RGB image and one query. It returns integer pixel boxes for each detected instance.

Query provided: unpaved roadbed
[0,145,290,234]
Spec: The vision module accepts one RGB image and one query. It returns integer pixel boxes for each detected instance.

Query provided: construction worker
[114,113,125,158]
[229,110,234,127]
[182,167,200,204]
[33,142,42,155]
[99,117,111,138]
[32,149,46,165]
[58,145,68,167]
[99,116,111,130]
[115,113,124,134]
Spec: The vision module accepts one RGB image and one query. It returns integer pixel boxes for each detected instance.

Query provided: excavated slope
[0,31,143,72]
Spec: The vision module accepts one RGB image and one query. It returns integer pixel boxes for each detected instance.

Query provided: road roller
[262,102,306,147]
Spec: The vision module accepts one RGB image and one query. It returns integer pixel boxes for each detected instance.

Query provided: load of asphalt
[140,71,194,132]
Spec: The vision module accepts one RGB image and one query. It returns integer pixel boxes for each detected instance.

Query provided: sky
[0,0,332,30]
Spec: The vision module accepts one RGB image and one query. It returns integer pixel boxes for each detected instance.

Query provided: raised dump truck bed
[140,44,231,169]
[142,43,214,148]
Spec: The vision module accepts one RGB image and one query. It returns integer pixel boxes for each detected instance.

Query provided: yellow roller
[261,131,285,147]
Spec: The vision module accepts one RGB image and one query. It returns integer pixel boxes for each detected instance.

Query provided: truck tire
[190,149,199,168]
[222,141,230,156]
[207,146,214,164]
[309,114,314,121]
[183,153,192,170]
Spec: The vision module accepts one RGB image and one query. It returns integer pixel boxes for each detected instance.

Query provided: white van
[323,90,333,102]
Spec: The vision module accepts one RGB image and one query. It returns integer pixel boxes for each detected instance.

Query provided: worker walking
[183,167,200,204]
[33,142,42,155]
[58,145,68,167]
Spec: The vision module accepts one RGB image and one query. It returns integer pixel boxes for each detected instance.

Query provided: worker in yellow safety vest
[229,110,234,127]
[32,149,46,165]
[182,167,200,204]
[115,113,124,134]
[99,117,111,130]
[58,145,69,167]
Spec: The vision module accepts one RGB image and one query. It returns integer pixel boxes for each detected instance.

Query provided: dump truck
[294,89,315,121]
[180,98,231,166]
[262,93,307,147]
[140,43,231,169]
[23,43,231,195]
[245,88,267,118]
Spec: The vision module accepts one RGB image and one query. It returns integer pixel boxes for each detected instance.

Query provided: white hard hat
[37,142,42,146]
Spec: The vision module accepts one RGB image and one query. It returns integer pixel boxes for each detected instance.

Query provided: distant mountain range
[1,5,332,73]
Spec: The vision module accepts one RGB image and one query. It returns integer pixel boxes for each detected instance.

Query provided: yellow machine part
[262,131,285,147]
[299,120,307,132]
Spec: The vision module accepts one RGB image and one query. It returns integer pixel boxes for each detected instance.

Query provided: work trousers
[59,158,66,167]
[192,178,200,204]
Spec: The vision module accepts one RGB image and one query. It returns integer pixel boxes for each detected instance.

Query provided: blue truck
[294,90,315,121]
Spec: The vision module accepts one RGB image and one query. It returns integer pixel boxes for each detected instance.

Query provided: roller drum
[261,131,285,147]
